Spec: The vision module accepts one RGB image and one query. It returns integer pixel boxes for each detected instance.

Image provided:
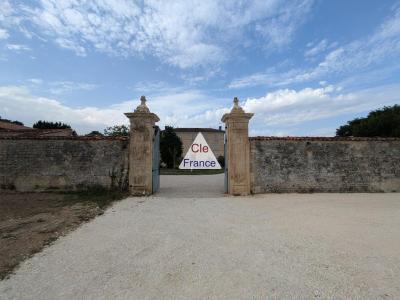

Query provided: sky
[0,0,400,136]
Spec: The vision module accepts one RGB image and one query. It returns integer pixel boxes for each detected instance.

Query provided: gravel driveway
[1,174,400,299]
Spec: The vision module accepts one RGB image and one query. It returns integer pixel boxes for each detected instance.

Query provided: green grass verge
[160,169,225,175]
[54,186,128,208]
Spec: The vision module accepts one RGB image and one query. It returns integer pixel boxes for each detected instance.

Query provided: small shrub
[217,155,225,168]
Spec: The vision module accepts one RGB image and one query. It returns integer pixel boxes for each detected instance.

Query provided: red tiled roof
[250,136,400,141]
[0,135,128,141]
[0,128,76,138]
[0,121,32,130]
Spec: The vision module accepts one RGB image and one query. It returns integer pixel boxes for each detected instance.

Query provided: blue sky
[0,0,400,136]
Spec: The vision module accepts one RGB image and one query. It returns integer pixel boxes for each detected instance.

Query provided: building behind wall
[174,127,225,158]
[0,121,75,137]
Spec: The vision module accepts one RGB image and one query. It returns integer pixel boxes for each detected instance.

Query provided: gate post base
[125,96,160,196]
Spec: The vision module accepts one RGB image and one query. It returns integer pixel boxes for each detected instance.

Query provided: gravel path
[1,174,400,299]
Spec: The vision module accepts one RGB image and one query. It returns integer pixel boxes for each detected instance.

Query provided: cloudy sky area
[1,0,400,135]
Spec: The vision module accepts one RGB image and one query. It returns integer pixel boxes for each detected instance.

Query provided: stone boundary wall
[0,137,129,191]
[250,137,400,193]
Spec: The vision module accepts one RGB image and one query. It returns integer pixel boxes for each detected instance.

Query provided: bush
[217,155,225,168]
[86,130,104,137]
[104,125,129,137]
[160,126,182,168]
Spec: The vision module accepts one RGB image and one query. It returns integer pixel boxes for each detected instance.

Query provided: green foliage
[86,130,104,136]
[336,105,400,137]
[217,155,225,168]
[33,120,71,129]
[103,125,129,137]
[0,116,24,126]
[160,126,183,168]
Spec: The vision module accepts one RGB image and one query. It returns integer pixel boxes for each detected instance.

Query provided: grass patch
[55,186,128,209]
[160,169,225,175]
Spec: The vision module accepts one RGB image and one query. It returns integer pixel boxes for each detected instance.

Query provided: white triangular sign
[179,132,221,169]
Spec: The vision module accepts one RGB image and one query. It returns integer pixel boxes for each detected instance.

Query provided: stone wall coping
[174,128,225,133]
[250,136,400,141]
[0,136,129,141]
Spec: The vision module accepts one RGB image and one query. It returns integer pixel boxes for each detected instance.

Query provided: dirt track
[1,174,400,299]
[0,190,123,280]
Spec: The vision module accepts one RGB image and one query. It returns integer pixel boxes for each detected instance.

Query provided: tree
[336,105,400,137]
[217,155,225,168]
[33,120,71,129]
[160,126,183,168]
[0,116,24,126]
[103,125,129,137]
[86,130,104,136]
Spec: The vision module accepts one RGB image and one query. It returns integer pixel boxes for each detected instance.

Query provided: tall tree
[103,125,129,137]
[160,126,183,168]
[336,105,400,137]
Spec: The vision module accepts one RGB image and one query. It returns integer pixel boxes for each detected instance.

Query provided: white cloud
[0,1,23,30]
[0,28,8,39]
[0,85,132,133]
[255,0,313,50]
[27,78,43,85]
[229,4,400,89]
[54,38,86,56]
[0,85,227,134]
[1,83,399,136]
[228,67,301,89]
[132,81,177,94]
[0,1,13,22]
[5,44,31,51]
[241,84,400,135]
[48,81,98,94]
[6,0,313,69]
[304,39,337,58]
[24,79,98,94]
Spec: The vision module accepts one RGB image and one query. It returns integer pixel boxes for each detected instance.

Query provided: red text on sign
[191,143,209,153]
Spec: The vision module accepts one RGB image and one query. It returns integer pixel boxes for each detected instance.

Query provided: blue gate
[152,126,160,194]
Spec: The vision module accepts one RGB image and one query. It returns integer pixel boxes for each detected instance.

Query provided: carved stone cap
[135,95,150,113]
[125,95,160,122]
[221,97,253,123]
[231,97,244,113]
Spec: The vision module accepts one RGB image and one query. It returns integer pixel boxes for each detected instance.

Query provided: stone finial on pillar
[232,97,244,112]
[125,96,159,196]
[221,97,253,196]
[135,96,150,113]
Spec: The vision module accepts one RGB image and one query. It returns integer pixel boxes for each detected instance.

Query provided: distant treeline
[0,116,24,126]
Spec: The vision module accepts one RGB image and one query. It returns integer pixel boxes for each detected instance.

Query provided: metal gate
[224,129,228,193]
[152,126,160,193]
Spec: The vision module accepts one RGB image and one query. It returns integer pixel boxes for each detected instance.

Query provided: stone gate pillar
[125,96,160,196]
[222,97,253,196]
